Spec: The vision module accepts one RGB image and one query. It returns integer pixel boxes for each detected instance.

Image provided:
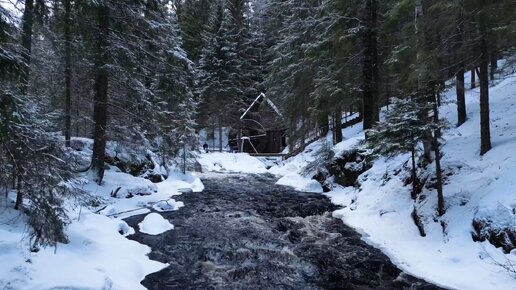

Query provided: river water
[125,173,443,290]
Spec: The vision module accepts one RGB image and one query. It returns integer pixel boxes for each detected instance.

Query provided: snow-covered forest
[1,0,516,289]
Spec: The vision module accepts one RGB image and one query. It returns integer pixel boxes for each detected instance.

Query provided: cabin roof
[240,93,283,120]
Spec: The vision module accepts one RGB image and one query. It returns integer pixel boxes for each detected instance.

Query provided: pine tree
[0,1,83,248]
[461,0,516,155]
[265,0,321,151]
[179,0,214,62]
[308,0,362,143]
[367,97,433,198]
[150,11,198,167]
[197,0,245,151]
[90,0,109,184]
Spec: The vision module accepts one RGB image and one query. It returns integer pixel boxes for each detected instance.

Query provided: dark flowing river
[125,173,443,290]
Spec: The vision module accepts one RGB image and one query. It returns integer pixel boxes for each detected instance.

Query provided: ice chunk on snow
[138,213,174,235]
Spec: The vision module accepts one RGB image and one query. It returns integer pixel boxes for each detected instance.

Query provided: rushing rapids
[125,173,443,290]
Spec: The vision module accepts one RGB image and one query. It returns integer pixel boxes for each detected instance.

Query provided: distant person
[203,143,209,153]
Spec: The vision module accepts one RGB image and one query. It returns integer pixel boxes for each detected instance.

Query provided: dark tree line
[261,0,515,219]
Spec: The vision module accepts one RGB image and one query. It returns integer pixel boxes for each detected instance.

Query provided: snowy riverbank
[1,67,515,289]
[270,69,516,289]
[0,168,202,289]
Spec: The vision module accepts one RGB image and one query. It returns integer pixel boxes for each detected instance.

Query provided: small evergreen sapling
[366,96,432,199]
[367,94,449,217]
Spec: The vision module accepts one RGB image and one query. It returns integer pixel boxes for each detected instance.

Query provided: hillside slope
[271,68,516,289]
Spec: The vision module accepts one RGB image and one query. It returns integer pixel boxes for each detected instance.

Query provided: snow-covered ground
[276,173,323,193]
[2,70,515,290]
[197,152,269,174]
[272,68,516,289]
[0,165,202,289]
[269,120,365,193]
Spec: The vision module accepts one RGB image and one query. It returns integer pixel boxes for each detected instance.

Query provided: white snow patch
[0,207,166,290]
[0,158,203,289]
[276,173,323,193]
[139,213,174,235]
[166,171,204,193]
[197,152,268,174]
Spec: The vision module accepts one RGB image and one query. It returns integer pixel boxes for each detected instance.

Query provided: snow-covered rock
[139,213,174,235]
[276,173,323,193]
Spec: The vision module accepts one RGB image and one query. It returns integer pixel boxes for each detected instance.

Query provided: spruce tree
[265,0,320,150]
[367,97,433,198]
[179,0,214,62]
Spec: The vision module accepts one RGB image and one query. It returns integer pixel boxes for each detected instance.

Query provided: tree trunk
[319,113,329,137]
[301,117,306,151]
[433,94,445,216]
[455,1,466,126]
[434,142,445,216]
[91,2,110,184]
[20,0,34,95]
[218,117,223,152]
[371,0,380,124]
[470,68,476,89]
[361,0,379,131]
[64,0,72,147]
[211,126,215,149]
[479,32,491,155]
[410,142,418,200]
[334,111,343,144]
[237,128,242,153]
[456,68,466,126]
[14,171,23,210]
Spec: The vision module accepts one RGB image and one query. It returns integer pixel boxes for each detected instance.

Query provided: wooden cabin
[229,93,287,153]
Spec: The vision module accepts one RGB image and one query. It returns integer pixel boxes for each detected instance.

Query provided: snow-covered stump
[139,213,174,235]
